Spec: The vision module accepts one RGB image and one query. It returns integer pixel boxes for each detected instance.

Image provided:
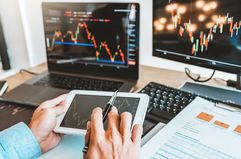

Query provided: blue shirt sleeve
[0,122,42,159]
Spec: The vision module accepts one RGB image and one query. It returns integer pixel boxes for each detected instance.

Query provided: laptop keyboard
[34,74,123,91]
[140,82,196,124]
[139,82,241,135]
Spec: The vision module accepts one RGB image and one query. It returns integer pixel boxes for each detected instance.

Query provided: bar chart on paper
[142,97,241,159]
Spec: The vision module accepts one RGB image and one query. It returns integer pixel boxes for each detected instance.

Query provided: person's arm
[0,94,67,159]
[0,122,42,159]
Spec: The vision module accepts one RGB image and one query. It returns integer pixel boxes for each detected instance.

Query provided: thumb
[50,101,67,116]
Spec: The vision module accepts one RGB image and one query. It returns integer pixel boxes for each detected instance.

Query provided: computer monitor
[42,3,139,79]
[153,0,241,88]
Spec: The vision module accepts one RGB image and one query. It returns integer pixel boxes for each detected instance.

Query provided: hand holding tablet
[54,90,149,135]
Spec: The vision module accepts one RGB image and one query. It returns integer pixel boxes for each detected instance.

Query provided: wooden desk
[5,63,47,91]
[5,63,226,92]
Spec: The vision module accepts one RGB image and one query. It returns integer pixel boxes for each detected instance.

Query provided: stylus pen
[102,90,118,121]
[82,90,118,154]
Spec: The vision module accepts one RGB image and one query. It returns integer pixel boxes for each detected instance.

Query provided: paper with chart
[141,97,241,159]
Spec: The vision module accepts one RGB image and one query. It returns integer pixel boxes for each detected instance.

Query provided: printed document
[141,97,241,159]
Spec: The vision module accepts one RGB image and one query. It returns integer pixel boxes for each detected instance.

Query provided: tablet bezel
[54,90,149,135]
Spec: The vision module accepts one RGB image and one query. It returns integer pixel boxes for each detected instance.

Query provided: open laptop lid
[42,2,140,80]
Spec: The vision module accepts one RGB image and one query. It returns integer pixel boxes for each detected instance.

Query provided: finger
[33,101,66,120]
[85,121,91,145]
[40,94,68,109]
[120,112,132,138]
[50,102,67,116]
[50,94,68,105]
[91,107,104,135]
[131,124,143,145]
[107,106,120,131]
[35,94,67,115]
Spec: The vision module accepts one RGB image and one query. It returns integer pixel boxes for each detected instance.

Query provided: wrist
[29,123,43,151]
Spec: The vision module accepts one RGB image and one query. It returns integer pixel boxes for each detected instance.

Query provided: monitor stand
[180,78,241,106]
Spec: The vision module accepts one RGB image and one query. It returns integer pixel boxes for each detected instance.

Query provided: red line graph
[51,22,125,63]
[97,42,125,62]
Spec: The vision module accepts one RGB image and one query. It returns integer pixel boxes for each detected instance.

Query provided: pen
[102,90,118,122]
[82,90,118,153]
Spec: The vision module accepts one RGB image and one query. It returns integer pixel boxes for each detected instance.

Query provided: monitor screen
[153,0,241,73]
[42,3,139,79]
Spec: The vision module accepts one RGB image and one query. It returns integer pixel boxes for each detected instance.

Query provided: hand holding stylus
[83,90,118,153]
[84,106,143,159]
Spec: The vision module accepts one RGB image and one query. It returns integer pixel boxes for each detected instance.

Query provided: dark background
[42,3,140,79]
[153,0,241,74]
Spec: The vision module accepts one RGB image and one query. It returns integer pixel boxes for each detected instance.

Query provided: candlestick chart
[170,3,241,56]
[44,5,138,67]
[50,22,126,64]
[154,0,241,56]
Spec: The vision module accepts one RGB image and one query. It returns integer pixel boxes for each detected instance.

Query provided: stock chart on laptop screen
[43,3,139,69]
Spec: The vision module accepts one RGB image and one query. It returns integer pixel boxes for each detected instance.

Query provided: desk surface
[2,63,228,158]
[5,63,226,92]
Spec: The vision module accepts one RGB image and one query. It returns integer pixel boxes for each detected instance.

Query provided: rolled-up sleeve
[0,122,42,159]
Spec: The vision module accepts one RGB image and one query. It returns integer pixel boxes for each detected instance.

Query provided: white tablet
[55,90,149,135]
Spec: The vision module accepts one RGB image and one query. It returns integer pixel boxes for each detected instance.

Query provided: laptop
[2,2,140,106]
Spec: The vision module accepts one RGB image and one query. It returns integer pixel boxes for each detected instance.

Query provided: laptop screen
[42,3,139,79]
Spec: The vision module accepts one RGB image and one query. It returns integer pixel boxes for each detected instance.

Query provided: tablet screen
[60,95,140,129]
